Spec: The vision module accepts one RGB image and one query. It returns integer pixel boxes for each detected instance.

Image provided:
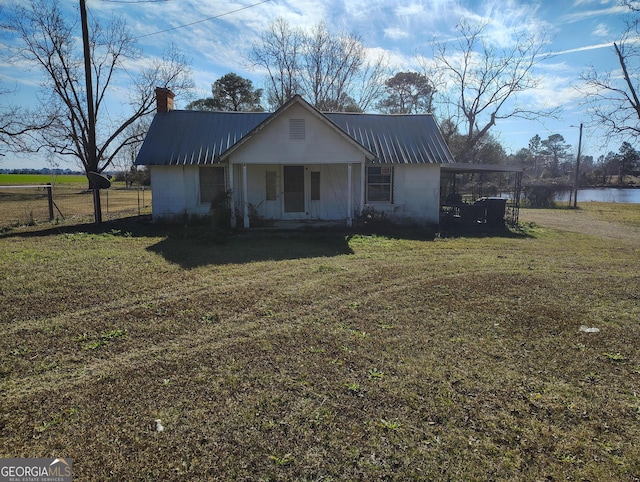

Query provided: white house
[135,88,456,228]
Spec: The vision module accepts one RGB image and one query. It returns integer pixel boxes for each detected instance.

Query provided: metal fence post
[46,183,54,221]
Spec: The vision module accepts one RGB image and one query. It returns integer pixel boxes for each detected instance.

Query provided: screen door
[283,166,305,213]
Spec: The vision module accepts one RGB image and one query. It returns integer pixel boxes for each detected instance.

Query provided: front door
[283,166,305,214]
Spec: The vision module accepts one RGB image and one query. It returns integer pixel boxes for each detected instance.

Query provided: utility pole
[572,123,583,209]
[80,0,102,224]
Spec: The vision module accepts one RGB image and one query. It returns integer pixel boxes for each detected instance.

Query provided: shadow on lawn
[1,215,531,268]
[0,215,160,239]
[148,230,357,268]
[0,215,355,268]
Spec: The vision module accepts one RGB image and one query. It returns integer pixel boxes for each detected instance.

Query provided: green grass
[580,201,640,228]
[0,173,88,185]
[0,177,148,228]
[0,210,639,480]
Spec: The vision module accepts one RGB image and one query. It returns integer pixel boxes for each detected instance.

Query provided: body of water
[554,188,640,204]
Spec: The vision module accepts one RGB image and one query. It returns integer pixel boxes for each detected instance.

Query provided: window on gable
[289,118,305,140]
[199,166,226,204]
[366,166,393,202]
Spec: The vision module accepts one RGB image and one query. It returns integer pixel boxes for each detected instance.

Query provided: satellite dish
[88,171,111,189]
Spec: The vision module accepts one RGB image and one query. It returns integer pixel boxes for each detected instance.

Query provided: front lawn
[1,209,639,480]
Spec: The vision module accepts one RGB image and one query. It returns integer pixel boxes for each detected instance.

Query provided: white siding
[150,165,212,220]
[232,163,363,222]
[150,163,441,225]
[366,164,440,225]
[229,103,367,165]
[393,164,440,224]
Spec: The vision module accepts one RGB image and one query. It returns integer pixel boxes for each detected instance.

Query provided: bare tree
[4,0,193,177]
[112,118,150,187]
[300,22,366,111]
[580,9,640,142]
[621,0,640,12]
[0,91,55,153]
[0,2,55,156]
[249,18,303,110]
[353,55,389,113]
[249,18,387,112]
[427,20,553,161]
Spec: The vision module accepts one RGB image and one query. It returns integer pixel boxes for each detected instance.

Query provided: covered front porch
[229,162,365,228]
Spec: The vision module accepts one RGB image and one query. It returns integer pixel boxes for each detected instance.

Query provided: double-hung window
[199,166,226,204]
[366,166,393,202]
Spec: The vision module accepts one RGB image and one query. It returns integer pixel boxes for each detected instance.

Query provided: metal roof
[135,111,269,166]
[135,101,455,166]
[441,163,524,173]
[326,113,455,165]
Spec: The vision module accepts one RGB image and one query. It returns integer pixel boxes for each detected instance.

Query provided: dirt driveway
[519,208,640,246]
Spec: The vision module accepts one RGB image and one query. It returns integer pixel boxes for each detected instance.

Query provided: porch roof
[135,97,456,166]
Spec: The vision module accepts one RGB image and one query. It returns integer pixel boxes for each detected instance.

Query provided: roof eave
[220,95,378,162]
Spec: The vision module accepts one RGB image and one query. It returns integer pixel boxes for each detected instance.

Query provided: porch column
[242,163,249,228]
[347,163,353,227]
[360,162,366,215]
[229,163,236,228]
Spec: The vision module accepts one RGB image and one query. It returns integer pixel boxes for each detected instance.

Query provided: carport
[440,164,524,226]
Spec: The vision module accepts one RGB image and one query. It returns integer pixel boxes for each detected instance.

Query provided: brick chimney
[155,87,175,113]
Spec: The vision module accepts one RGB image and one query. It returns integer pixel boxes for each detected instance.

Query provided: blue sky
[0,0,636,169]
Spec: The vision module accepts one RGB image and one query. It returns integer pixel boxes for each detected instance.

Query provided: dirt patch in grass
[1,210,639,480]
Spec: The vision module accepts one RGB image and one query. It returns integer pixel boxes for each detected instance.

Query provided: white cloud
[522,73,584,110]
[395,3,426,16]
[365,46,415,71]
[384,27,410,40]
[552,41,615,56]
[593,23,610,37]
[572,0,620,6]
[560,5,630,24]
[476,1,549,48]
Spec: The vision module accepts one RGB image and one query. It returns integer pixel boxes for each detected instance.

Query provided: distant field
[0,173,88,185]
[0,174,148,227]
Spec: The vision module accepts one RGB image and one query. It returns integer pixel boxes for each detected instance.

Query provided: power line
[130,0,272,40]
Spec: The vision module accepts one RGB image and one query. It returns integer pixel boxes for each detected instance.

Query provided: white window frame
[199,166,226,204]
[366,165,393,203]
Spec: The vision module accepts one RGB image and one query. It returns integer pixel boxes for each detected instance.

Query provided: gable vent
[289,118,306,140]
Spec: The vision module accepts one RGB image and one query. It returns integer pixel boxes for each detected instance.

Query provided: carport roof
[441,163,524,173]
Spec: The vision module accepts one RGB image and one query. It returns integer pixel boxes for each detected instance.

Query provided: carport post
[347,163,353,227]
[360,162,366,215]
[242,163,249,228]
[229,163,236,228]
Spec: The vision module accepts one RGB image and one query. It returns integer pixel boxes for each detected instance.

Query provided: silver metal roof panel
[135,108,455,166]
[135,111,269,166]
